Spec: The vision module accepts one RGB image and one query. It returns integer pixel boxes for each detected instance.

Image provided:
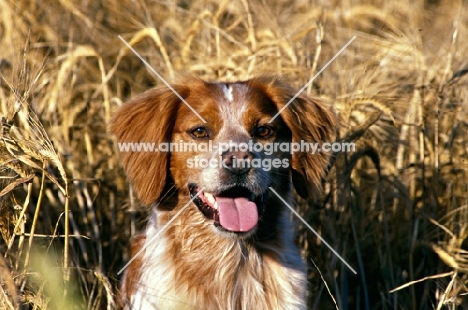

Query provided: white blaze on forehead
[222,84,233,102]
[217,83,249,126]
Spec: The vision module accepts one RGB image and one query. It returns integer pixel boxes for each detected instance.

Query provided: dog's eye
[190,127,209,139]
[255,126,273,139]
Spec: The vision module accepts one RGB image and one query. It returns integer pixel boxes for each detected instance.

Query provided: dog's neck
[124,205,306,310]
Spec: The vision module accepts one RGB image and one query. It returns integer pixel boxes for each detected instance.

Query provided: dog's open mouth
[189,184,265,233]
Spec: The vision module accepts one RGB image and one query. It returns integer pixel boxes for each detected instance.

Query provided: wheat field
[1,0,467,309]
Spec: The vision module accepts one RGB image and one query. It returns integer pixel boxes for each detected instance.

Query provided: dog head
[110,76,336,236]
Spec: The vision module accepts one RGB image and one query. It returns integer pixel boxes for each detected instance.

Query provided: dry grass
[1,0,467,309]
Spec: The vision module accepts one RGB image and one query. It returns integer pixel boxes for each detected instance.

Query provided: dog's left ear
[249,76,337,199]
[287,94,337,198]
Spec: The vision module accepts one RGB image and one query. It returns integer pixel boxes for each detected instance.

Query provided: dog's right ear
[109,86,189,205]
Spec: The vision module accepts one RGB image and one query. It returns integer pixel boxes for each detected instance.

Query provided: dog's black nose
[221,150,253,175]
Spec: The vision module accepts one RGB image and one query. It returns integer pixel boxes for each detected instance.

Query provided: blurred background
[0,0,467,309]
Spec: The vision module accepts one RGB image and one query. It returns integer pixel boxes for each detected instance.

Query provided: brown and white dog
[110,76,336,309]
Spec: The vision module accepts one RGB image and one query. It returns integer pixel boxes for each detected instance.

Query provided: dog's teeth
[213,201,218,210]
[205,192,216,204]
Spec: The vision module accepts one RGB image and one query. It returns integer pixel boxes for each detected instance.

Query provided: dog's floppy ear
[286,94,337,199]
[249,76,337,199]
[109,86,189,205]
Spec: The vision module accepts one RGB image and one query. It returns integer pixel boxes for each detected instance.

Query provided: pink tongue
[216,197,258,232]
